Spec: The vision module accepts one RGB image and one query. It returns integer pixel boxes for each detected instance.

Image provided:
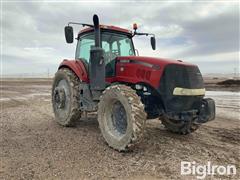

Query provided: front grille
[158,64,204,112]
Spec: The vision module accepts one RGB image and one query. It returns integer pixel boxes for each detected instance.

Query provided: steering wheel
[129,49,134,56]
[112,49,119,56]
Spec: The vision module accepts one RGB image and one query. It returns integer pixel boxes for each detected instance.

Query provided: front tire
[52,68,81,126]
[97,85,147,151]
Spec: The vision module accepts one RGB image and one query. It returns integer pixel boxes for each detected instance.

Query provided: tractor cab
[64,16,155,100]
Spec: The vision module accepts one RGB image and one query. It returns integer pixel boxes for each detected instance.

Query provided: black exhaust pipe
[93,14,100,48]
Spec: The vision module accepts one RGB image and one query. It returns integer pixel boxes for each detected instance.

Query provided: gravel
[1,79,239,179]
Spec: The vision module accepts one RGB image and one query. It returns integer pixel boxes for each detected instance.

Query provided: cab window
[101,32,135,65]
[76,32,134,77]
[76,33,94,62]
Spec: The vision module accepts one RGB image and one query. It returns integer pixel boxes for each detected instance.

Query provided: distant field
[0,78,52,87]
[1,77,239,91]
[203,77,240,91]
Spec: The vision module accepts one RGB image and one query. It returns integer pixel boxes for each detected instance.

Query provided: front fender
[58,59,89,82]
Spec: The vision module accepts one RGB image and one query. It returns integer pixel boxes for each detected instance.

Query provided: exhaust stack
[89,14,106,100]
[93,14,101,48]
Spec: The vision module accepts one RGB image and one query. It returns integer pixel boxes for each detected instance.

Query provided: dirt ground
[0,78,239,179]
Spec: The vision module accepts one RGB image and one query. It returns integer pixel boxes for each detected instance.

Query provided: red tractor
[52,15,215,151]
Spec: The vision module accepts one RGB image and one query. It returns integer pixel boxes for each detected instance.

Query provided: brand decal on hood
[118,59,160,70]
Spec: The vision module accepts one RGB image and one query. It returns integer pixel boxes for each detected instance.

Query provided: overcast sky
[1,0,239,76]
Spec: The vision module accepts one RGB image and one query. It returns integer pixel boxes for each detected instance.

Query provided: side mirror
[64,26,74,43]
[150,36,156,50]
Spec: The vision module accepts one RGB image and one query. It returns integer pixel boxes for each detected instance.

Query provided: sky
[1,0,239,76]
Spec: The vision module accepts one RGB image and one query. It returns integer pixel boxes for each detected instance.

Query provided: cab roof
[78,25,132,36]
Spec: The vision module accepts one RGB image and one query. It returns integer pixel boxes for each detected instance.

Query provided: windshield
[101,32,135,64]
[76,31,135,64]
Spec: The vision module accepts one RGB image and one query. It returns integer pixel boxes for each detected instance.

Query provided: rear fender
[58,59,89,82]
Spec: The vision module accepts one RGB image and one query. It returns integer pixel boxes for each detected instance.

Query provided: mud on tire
[97,85,147,151]
[161,117,199,135]
[52,68,81,126]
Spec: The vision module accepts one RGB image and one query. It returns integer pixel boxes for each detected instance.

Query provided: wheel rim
[105,100,128,138]
[52,79,70,119]
[54,87,66,109]
[111,101,127,135]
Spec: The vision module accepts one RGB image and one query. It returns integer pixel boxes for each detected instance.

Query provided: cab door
[76,33,105,91]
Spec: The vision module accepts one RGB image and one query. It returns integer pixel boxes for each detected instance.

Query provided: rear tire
[97,85,147,151]
[161,117,199,135]
[52,68,81,126]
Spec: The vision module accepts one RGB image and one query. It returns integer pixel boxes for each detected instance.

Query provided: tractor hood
[116,56,196,68]
[115,55,204,112]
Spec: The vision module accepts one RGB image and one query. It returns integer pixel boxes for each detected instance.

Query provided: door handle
[99,56,104,65]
